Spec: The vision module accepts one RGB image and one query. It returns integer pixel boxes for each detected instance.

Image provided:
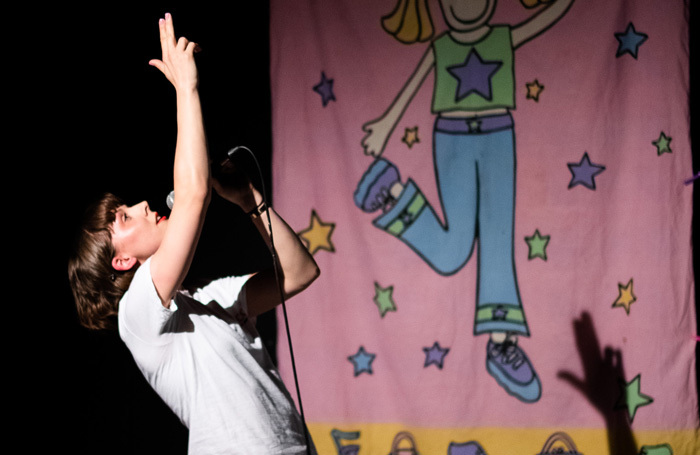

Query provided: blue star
[423,342,450,369]
[568,152,606,190]
[447,49,502,101]
[348,346,376,376]
[615,23,648,59]
[313,71,336,106]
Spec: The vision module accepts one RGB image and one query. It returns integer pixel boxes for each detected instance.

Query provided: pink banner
[270,1,697,453]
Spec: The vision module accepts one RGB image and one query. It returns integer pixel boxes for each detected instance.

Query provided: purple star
[423,342,450,369]
[492,306,508,321]
[447,49,502,101]
[568,152,606,190]
[313,71,336,106]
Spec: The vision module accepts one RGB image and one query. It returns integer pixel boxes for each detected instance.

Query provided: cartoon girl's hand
[361,117,392,158]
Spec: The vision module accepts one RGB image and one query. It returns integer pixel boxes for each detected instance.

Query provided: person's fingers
[164,13,176,47]
[158,18,168,54]
[148,59,169,79]
[186,41,199,55]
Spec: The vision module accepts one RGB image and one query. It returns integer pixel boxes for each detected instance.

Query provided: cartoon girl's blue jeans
[372,114,528,335]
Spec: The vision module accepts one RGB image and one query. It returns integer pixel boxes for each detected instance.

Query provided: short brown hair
[68,193,137,330]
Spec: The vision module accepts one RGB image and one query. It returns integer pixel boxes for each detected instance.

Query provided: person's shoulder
[119,258,168,317]
[125,257,154,294]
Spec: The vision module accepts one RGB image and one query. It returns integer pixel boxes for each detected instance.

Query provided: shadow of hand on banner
[557,311,637,455]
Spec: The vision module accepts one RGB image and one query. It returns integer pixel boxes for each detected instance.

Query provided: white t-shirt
[118,258,314,455]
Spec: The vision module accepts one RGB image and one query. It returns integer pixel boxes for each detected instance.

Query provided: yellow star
[297,209,335,255]
[612,278,637,315]
[402,126,420,148]
[526,79,544,102]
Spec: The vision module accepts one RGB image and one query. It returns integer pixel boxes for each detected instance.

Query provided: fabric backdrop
[269,1,697,454]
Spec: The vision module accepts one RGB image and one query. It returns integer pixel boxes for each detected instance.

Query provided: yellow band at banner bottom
[307,422,698,455]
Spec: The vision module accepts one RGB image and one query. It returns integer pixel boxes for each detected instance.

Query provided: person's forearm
[173,87,210,202]
[248,195,320,298]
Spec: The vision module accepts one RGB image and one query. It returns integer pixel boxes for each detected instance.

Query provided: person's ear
[112,255,138,271]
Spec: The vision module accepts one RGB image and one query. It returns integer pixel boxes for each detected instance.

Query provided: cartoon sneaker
[354,158,400,213]
[486,339,541,403]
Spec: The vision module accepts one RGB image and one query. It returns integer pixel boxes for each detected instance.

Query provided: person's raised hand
[148,13,199,92]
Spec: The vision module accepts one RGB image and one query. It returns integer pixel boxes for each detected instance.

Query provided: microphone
[166,190,175,210]
[166,146,252,210]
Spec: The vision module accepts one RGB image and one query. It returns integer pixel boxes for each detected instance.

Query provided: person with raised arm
[68,14,319,454]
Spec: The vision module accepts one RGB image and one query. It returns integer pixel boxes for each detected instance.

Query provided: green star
[615,374,654,422]
[652,132,672,156]
[373,282,397,317]
[525,229,550,261]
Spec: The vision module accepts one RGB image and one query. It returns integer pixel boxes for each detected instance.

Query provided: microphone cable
[226,146,312,455]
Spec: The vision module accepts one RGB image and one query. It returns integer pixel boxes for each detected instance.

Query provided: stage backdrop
[269,1,697,454]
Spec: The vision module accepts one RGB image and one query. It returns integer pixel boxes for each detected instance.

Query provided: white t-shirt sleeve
[118,257,175,345]
[195,274,252,320]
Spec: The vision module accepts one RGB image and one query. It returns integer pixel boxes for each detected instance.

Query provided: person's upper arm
[150,193,209,307]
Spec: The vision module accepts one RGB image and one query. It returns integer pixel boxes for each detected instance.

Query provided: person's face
[439,0,497,32]
[111,200,168,270]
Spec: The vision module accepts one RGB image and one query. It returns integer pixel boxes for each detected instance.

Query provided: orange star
[402,126,420,148]
[526,79,544,102]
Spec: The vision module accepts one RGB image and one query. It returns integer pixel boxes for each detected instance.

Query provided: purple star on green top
[348,346,375,376]
[423,342,450,369]
[447,49,502,101]
[313,71,336,106]
[568,152,606,190]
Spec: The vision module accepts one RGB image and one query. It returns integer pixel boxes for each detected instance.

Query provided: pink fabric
[270,0,695,438]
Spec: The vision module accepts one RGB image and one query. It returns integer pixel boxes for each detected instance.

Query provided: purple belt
[435,113,513,134]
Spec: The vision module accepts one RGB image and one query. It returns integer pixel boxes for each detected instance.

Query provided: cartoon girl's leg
[472,127,527,336]
[354,137,478,274]
[468,125,540,403]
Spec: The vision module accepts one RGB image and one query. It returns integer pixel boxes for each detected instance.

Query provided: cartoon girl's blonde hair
[382,0,434,44]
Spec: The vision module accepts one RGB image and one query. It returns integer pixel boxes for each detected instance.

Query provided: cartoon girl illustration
[354,0,574,402]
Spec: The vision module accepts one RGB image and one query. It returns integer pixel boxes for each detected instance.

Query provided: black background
[36,2,697,454]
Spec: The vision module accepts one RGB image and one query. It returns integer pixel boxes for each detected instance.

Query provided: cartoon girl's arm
[511,0,574,49]
[361,46,435,157]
